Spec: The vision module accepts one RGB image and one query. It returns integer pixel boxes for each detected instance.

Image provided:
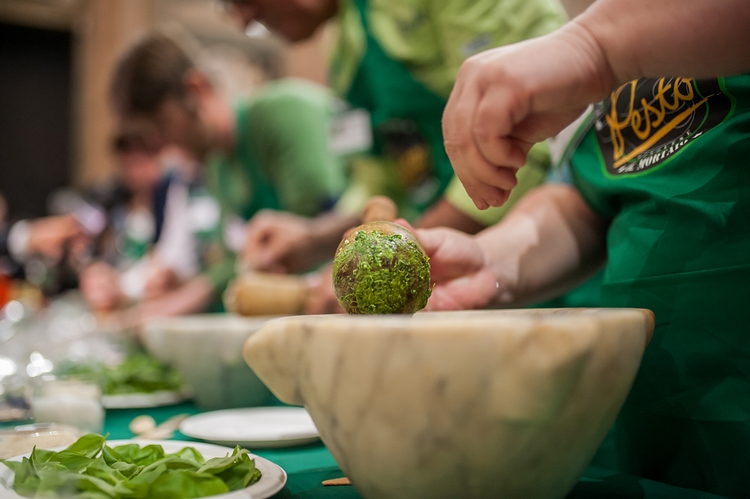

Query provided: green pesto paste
[333,229,432,314]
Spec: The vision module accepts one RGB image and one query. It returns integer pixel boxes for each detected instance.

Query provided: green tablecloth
[102,402,730,499]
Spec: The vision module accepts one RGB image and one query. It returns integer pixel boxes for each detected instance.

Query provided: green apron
[334,0,455,215]
[205,102,280,222]
[571,75,750,497]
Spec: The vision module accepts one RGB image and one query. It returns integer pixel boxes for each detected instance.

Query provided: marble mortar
[143,315,279,409]
[243,309,654,499]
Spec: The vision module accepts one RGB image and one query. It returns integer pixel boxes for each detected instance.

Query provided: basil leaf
[148,470,229,499]
[196,447,249,475]
[1,434,262,499]
[110,443,165,466]
[167,447,205,465]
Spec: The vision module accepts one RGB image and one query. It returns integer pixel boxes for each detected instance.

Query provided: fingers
[303,269,344,314]
[443,52,536,210]
[414,227,486,282]
[243,221,281,270]
[445,92,518,208]
[473,85,534,168]
[425,269,498,311]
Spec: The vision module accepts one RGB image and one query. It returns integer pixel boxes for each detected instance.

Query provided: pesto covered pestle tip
[332,196,431,314]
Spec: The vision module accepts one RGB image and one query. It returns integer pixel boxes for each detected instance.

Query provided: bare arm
[416,198,487,234]
[444,0,750,209]
[242,210,359,273]
[113,275,214,328]
[581,0,750,84]
[417,184,608,310]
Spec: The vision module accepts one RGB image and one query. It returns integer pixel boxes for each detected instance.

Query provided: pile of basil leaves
[56,353,183,396]
[1,434,261,498]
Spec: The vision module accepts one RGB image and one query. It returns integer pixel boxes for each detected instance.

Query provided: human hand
[303,267,345,315]
[415,227,498,311]
[242,210,316,274]
[79,262,124,311]
[27,215,88,261]
[443,26,613,209]
[143,265,181,301]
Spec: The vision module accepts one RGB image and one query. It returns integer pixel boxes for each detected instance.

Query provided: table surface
[96,401,729,499]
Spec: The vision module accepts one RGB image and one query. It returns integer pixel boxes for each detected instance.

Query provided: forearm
[574,0,750,86]
[476,184,607,307]
[309,211,360,256]
[137,275,215,319]
[416,198,487,234]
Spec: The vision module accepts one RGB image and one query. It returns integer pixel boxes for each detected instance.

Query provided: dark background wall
[0,22,72,220]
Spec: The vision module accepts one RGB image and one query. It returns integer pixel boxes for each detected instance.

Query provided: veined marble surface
[243,309,654,499]
[143,315,281,409]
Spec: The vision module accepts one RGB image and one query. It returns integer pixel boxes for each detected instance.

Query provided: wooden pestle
[335,196,425,256]
[333,196,431,314]
[223,271,308,316]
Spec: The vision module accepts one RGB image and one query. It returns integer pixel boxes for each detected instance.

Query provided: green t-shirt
[202,79,347,292]
[330,0,566,219]
[206,79,345,219]
[570,75,750,497]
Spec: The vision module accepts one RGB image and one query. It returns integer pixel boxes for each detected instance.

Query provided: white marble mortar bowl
[143,315,281,409]
[242,308,654,499]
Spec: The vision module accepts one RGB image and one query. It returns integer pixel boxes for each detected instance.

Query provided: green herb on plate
[1,434,262,498]
[57,353,183,396]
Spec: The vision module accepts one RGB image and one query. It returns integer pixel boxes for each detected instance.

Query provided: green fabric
[247,80,346,217]
[87,401,732,498]
[341,0,454,216]
[205,80,346,219]
[330,0,564,217]
[570,75,750,497]
[331,0,567,99]
[202,81,347,294]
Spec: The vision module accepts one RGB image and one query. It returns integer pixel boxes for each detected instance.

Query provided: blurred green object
[57,352,183,396]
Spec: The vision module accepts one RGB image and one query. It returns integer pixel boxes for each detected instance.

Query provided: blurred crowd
[2,0,571,324]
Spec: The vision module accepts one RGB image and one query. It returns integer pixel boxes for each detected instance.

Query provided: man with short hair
[110,33,348,318]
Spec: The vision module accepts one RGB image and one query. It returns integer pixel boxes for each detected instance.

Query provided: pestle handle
[362,196,397,223]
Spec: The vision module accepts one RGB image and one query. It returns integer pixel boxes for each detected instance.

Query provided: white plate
[102,390,187,409]
[180,407,320,448]
[0,439,286,499]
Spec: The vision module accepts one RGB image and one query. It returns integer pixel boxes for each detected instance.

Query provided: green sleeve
[425,0,567,96]
[445,141,552,227]
[368,0,567,98]
[246,81,346,217]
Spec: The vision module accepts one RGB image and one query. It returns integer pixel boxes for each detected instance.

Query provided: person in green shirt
[108,33,346,320]
[421,0,750,495]
[224,0,567,307]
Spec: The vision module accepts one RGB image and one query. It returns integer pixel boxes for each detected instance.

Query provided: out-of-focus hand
[79,262,124,311]
[303,267,345,315]
[415,227,498,311]
[27,215,88,261]
[443,27,613,209]
[143,265,181,301]
[242,210,315,274]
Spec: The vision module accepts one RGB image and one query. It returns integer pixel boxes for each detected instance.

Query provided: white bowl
[143,315,280,409]
[243,309,654,499]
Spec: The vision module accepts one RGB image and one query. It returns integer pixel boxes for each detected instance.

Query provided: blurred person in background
[225,0,566,257]
[224,0,572,312]
[79,131,169,311]
[0,190,89,297]
[109,33,349,319]
[79,133,220,316]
